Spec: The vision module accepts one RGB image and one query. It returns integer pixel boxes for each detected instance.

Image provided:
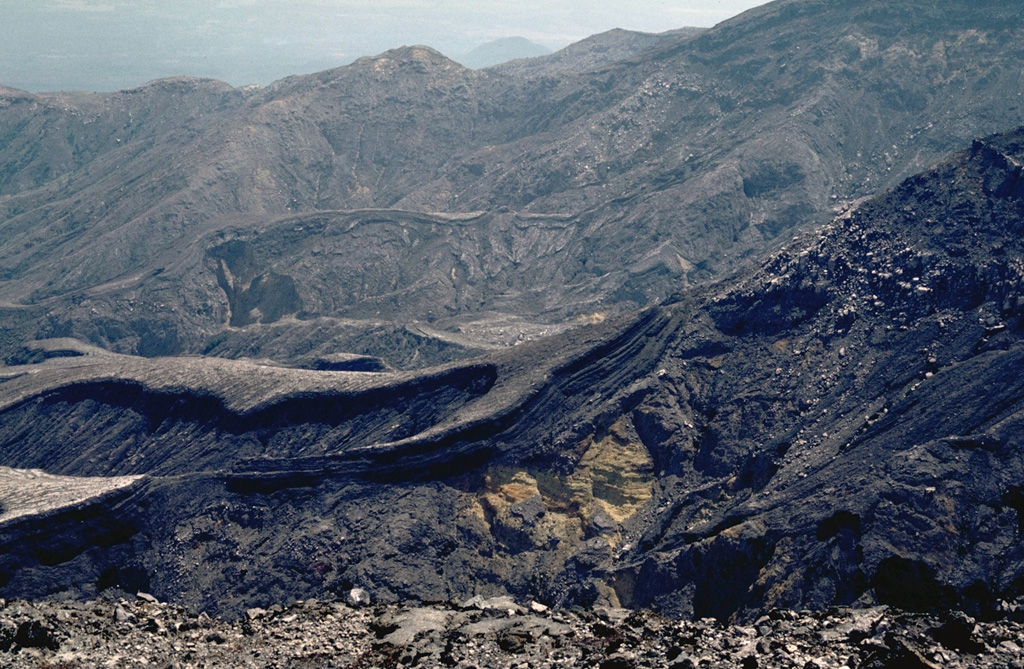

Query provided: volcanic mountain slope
[1,127,1023,622]
[614,129,1024,621]
[487,28,705,78]
[2,0,1024,366]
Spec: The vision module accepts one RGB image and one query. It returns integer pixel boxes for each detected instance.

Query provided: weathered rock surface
[0,596,1022,668]
[0,467,142,524]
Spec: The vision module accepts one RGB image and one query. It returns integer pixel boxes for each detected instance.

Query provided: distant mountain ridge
[0,0,1022,372]
[489,27,705,77]
[457,37,552,69]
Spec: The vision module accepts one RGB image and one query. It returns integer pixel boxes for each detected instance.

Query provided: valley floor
[1,595,1022,668]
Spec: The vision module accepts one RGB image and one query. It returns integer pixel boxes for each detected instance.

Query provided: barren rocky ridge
[2,0,1024,366]
[2,0,1024,665]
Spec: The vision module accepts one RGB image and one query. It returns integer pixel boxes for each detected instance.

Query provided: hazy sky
[0,0,771,92]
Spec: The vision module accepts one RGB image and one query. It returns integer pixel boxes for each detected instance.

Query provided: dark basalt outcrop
[2,127,1024,624]
[1,0,1023,366]
[612,130,1024,621]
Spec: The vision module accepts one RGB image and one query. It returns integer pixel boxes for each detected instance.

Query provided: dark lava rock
[2,598,1017,668]
[12,620,60,651]
[600,653,637,669]
[931,611,985,654]
[24,597,1024,667]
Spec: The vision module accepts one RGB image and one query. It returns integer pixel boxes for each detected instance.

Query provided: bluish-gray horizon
[0,0,770,92]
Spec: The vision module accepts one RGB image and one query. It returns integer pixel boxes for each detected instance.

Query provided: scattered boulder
[12,619,60,651]
[347,588,371,608]
[136,592,159,605]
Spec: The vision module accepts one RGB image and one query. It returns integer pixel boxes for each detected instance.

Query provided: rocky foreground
[1,595,1023,668]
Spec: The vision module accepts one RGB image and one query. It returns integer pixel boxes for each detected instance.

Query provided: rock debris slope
[1,0,1023,365]
[1,126,1024,628]
[1,596,1024,668]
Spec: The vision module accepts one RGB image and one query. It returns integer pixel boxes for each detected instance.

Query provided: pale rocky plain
[2,0,1024,667]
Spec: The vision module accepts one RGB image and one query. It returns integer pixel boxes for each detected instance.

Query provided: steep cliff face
[612,129,1024,620]
[0,306,677,614]
[2,129,1023,621]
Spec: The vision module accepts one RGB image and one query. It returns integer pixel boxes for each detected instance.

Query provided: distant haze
[0,0,770,92]
[457,37,552,70]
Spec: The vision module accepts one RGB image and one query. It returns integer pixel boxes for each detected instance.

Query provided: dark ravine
[1,128,1024,628]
